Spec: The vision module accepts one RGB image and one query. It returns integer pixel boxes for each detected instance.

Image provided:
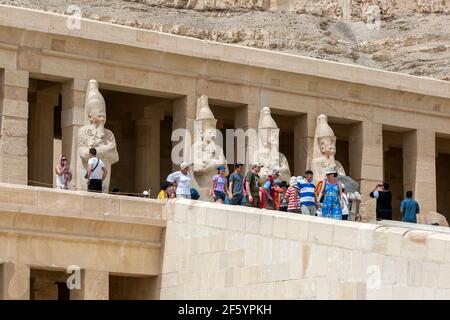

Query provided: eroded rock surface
[2,0,449,80]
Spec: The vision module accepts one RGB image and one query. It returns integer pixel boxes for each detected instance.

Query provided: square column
[403,129,436,214]
[172,95,196,171]
[234,104,259,167]
[71,270,109,300]
[0,262,30,300]
[0,69,29,184]
[294,113,316,176]
[134,108,165,196]
[61,79,87,190]
[349,121,384,222]
[28,85,59,187]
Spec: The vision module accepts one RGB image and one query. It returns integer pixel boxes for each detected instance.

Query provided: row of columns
[0,69,439,219]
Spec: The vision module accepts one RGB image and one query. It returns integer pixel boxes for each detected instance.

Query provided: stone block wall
[160,199,450,299]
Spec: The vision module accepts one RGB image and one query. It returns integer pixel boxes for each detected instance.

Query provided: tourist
[158,182,170,200]
[210,165,229,203]
[166,162,192,199]
[245,164,261,208]
[369,182,393,220]
[262,170,275,210]
[264,169,281,210]
[273,179,284,210]
[167,183,176,199]
[259,185,268,209]
[341,184,349,220]
[278,181,289,212]
[55,155,72,190]
[297,170,318,216]
[400,191,420,223]
[286,176,300,213]
[229,163,245,205]
[86,148,107,192]
[318,167,343,220]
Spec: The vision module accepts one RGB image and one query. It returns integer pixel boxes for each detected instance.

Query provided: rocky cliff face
[1,0,449,80]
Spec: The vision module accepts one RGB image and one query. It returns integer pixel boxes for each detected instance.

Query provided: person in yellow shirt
[157,182,170,200]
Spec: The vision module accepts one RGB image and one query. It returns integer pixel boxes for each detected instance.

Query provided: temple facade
[1,5,450,300]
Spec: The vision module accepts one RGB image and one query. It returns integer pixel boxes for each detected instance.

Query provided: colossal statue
[256,106,291,183]
[76,79,119,191]
[191,95,227,199]
[311,114,346,184]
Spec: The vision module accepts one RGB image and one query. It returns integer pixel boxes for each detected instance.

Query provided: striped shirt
[286,186,300,211]
[297,178,316,207]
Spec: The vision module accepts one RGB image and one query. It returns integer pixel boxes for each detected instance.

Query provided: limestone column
[0,69,29,184]
[61,79,87,190]
[134,108,164,197]
[234,104,259,167]
[0,262,30,300]
[71,270,109,300]
[294,113,316,176]
[349,121,384,222]
[28,85,59,187]
[172,95,196,171]
[403,129,436,214]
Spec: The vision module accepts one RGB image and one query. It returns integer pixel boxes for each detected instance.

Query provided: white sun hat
[180,162,190,170]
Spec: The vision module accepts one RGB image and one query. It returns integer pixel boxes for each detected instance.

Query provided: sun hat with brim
[180,162,190,170]
[325,167,337,175]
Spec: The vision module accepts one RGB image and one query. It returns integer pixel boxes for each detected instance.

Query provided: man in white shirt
[87,148,107,192]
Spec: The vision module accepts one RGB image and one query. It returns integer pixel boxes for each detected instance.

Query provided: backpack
[190,188,200,200]
[280,188,288,207]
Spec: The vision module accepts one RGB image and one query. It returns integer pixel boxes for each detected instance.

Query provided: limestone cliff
[1,0,449,80]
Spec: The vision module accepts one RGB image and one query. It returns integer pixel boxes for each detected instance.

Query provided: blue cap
[217,165,226,171]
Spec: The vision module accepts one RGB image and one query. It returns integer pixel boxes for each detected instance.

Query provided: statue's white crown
[195,95,217,129]
[315,114,335,140]
[258,106,278,129]
[84,79,106,124]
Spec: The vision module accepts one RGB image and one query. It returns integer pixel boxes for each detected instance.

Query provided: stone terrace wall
[160,199,450,299]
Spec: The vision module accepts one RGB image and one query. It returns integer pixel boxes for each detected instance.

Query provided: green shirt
[245,171,260,197]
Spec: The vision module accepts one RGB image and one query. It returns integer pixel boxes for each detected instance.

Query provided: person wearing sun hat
[318,166,344,220]
[210,165,229,203]
[166,161,192,199]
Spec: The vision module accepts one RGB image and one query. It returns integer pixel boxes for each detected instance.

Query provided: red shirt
[259,187,267,209]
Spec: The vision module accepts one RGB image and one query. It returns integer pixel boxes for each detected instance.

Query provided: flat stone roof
[1,4,449,99]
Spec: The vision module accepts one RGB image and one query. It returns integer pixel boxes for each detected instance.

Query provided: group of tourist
[55,147,107,192]
[55,151,421,223]
[160,162,356,221]
[370,182,420,223]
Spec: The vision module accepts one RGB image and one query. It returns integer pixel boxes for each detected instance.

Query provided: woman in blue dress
[319,167,344,220]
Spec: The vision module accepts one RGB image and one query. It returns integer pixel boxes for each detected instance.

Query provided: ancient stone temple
[1,5,450,300]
